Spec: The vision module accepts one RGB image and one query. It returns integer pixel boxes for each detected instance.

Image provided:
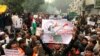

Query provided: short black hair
[82,37,88,41]
[85,47,93,52]
[6,40,18,49]
[91,40,97,45]
[18,39,26,44]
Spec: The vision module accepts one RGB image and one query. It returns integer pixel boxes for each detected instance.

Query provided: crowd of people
[0,12,100,56]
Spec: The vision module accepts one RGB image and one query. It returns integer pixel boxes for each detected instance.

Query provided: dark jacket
[78,43,87,52]
[74,40,87,52]
[0,46,5,55]
[0,14,5,29]
[4,14,12,26]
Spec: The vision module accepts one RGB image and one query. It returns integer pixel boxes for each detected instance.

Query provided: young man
[84,47,94,56]
[39,35,77,56]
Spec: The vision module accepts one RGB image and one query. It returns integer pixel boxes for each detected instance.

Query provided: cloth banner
[4,49,20,56]
[42,19,74,44]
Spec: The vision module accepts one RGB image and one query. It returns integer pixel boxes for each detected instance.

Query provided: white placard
[4,49,19,56]
[42,19,74,44]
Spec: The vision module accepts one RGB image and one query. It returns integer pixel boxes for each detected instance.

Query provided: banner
[87,21,95,26]
[4,49,19,56]
[42,19,74,44]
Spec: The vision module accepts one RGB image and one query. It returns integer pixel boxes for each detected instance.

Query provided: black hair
[6,40,18,49]
[82,37,88,41]
[18,39,26,44]
[90,40,97,45]
[12,12,17,15]
[85,47,93,52]
[72,44,78,49]
[90,32,97,35]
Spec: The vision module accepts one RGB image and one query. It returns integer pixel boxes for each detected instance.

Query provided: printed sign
[4,49,19,56]
[42,19,74,44]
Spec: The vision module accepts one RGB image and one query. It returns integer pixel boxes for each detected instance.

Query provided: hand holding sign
[42,19,74,44]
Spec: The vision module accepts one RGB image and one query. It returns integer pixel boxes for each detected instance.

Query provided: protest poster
[4,49,20,56]
[42,19,74,44]
[87,21,95,26]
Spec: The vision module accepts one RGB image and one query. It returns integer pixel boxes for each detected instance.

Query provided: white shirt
[12,15,23,28]
[26,38,32,46]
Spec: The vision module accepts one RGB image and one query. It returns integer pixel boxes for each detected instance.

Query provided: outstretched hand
[72,27,77,40]
[36,30,44,39]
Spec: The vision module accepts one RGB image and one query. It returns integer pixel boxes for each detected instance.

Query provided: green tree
[0,0,2,4]
[0,0,5,4]
[5,0,25,13]
[22,0,44,13]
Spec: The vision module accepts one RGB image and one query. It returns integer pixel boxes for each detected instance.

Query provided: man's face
[88,41,94,47]
[84,50,93,56]
[11,43,18,50]
[54,44,61,50]
[88,38,96,47]
[82,39,88,45]
[25,33,30,39]
[21,42,26,47]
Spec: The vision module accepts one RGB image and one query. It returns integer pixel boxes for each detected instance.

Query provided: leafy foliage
[6,0,25,13]
[22,0,44,13]
[0,0,3,4]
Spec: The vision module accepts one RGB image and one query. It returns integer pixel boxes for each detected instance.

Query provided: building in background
[68,0,83,15]
[68,0,100,15]
[85,0,96,15]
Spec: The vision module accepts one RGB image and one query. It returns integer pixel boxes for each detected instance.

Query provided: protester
[38,33,77,56]
[83,47,94,56]
[16,32,23,41]
[11,12,23,33]
[0,12,100,56]
[18,39,33,56]
[4,13,12,34]
[24,32,32,46]
[76,37,88,52]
